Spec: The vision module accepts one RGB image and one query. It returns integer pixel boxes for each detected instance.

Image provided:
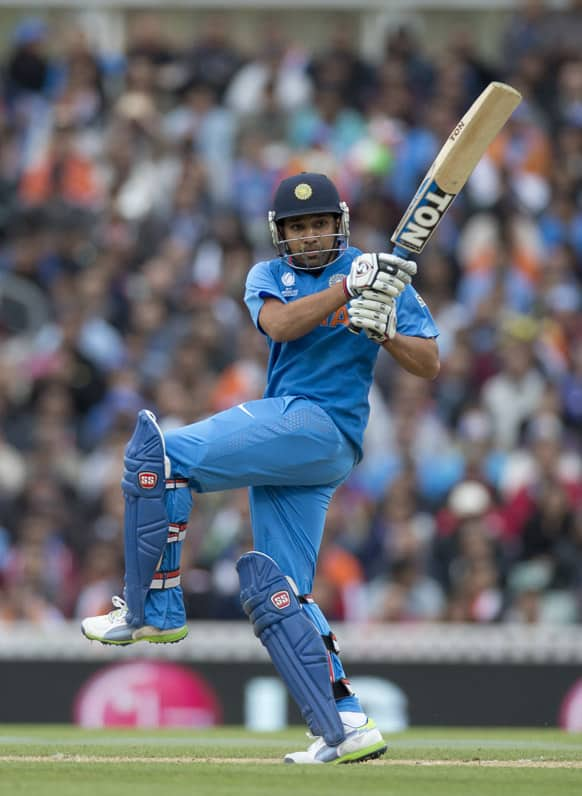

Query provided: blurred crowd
[1,2,582,628]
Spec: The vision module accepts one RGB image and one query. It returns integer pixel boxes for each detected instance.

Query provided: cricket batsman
[82,172,440,763]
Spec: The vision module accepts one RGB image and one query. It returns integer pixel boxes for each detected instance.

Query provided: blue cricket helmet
[272,172,343,220]
[268,172,350,268]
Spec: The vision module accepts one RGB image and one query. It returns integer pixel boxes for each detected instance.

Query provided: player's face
[281,213,339,269]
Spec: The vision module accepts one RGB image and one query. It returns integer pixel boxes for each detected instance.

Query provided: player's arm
[347,288,440,378]
[381,334,440,380]
[258,252,416,342]
[259,282,346,342]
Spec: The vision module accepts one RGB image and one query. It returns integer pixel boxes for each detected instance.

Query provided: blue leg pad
[236,551,345,747]
[122,410,169,627]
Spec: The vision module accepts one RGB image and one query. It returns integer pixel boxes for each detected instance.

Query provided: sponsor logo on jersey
[139,471,158,489]
[282,271,295,287]
[392,179,455,254]
[416,293,427,307]
[271,590,291,609]
[329,274,344,287]
[294,183,313,200]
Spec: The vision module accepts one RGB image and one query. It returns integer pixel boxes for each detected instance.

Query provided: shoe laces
[305,719,360,753]
[108,595,128,622]
[305,733,326,753]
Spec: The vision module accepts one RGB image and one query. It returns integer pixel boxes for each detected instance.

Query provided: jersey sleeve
[395,284,440,338]
[244,261,285,333]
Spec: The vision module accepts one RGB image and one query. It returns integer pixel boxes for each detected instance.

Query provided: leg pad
[236,551,345,747]
[122,410,170,627]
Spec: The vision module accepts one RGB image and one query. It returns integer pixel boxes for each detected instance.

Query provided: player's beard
[291,238,337,271]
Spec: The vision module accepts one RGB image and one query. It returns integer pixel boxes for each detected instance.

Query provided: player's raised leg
[81,396,355,644]
[81,410,190,645]
[81,397,338,644]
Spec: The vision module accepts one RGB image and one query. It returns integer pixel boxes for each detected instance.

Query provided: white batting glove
[343,252,417,299]
[348,290,397,343]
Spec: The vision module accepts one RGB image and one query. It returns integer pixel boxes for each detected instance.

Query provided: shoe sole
[335,741,388,764]
[81,626,188,646]
[284,740,388,765]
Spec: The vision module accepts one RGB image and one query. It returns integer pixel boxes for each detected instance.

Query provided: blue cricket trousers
[143,396,358,699]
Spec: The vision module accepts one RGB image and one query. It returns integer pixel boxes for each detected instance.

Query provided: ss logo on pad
[271,590,291,609]
[138,471,158,489]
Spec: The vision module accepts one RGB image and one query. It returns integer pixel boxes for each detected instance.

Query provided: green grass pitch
[0,726,581,796]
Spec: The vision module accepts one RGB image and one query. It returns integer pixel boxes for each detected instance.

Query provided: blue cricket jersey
[244,246,439,459]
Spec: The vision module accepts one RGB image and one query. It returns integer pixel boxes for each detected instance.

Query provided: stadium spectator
[1,6,582,626]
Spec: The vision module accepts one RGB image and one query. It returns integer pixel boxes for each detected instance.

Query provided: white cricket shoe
[284,718,387,764]
[81,596,188,645]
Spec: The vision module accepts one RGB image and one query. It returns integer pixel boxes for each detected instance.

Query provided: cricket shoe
[81,596,188,645]
[284,718,387,764]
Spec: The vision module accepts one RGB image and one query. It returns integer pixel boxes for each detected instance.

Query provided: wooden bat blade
[390,82,522,256]
[433,82,522,193]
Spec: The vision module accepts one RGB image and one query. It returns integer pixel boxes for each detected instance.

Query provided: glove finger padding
[349,299,392,318]
[349,306,390,330]
[348,293,397,342]
[344,252,417,298]
[351,290,395,313]
[368,273,406,298]
[359,288,396,301]
[377,253,417,283]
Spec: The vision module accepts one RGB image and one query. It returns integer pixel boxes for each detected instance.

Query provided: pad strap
[149,523,187,587]
[322,631,340,655]
[321,631,354,698]
[299,599,350,699]
[167,522,187,543]
[332,678,354,699]
[166,478,189,490]
[150,568,181,589]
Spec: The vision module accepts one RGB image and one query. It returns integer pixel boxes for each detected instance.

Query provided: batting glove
[343,252,417,299]
[348,290,397,343]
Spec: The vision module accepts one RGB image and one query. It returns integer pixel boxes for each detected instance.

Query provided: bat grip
[390,243,410,259]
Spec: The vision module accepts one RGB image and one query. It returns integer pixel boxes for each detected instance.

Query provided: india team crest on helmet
[271,590,291,609]
[138,471,158,489]
[294,183,313,200]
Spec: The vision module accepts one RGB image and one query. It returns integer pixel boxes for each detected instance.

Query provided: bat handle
[347,243,410,335]
[390,243,410,259]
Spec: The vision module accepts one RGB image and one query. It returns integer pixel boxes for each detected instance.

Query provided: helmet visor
[276,229,345,270]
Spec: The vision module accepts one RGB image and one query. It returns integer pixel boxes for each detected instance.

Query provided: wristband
[342,277,352,300]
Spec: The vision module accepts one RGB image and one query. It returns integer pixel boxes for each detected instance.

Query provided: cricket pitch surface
[0,726,580,795]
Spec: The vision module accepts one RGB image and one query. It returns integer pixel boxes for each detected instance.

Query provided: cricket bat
[349,82,522,332]
[390,81,522,258]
